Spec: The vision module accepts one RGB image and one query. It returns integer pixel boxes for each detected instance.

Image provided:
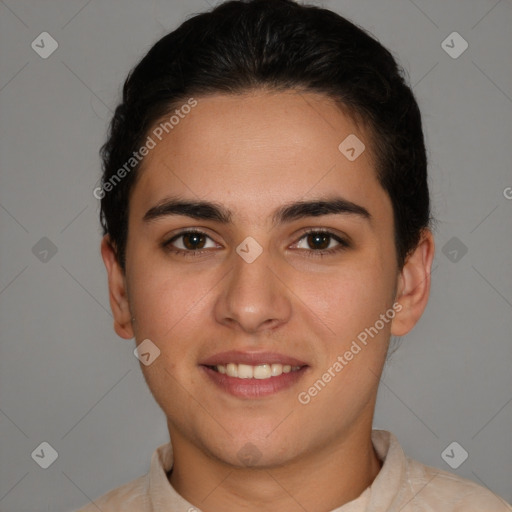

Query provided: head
[99,0,434,469]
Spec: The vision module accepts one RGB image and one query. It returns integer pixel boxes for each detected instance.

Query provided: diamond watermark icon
[441,441,468,469]
[237,442,263,466]
[338,134,365,161]
[134,339,161,366]
[441,32,468,59]
[31,32,59,59]
[236,236,263,263]
[31,442,58,469]
[32,237,58,263]
[442,237,468,263]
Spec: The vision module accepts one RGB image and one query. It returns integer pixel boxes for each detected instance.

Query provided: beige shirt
[74,430,511,511]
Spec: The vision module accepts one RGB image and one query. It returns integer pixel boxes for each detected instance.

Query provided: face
[102,89,433,469]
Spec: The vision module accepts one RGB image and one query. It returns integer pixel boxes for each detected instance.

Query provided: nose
[214,244,292,334]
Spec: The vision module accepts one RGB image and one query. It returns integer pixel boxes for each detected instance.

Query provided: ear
[391,229,435,337]
[100,235,134,340]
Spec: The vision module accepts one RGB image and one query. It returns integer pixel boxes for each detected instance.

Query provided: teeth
[226,363,238,377]
[271,364,282,377]
[254,364,271,379]
[237,364,253,379]
[213,363,302,379]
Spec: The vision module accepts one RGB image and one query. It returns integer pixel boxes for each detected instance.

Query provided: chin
[203,430,301,470]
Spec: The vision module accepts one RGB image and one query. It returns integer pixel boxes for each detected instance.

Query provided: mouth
[199,351,309,398]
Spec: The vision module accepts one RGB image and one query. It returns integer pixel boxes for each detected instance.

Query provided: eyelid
[163,228,220,251]
[293,227,350,246]
[162,227,350,255]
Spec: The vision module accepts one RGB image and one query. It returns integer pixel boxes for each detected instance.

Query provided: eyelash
[161,228,350,259]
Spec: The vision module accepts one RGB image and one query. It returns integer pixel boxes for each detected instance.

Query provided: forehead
[129,90,388,224]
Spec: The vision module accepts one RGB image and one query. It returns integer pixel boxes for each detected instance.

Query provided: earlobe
[100,235,134,340]
[391,229,435,337]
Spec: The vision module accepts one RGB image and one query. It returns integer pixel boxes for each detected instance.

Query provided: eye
[293,229,350,257]
[162,228,350,258]
[162,229,218,255]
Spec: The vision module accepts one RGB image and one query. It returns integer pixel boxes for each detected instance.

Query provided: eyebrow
[143,195,371,226]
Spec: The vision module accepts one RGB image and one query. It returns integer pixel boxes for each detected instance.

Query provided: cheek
[294,256,395,338]
[126,255,226,365]
[131,275,178,330]
[127,258,202,343]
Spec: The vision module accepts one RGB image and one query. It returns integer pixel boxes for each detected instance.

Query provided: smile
[208,363,302,379]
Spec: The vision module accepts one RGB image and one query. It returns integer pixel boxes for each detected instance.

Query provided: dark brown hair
[99,0,430,270]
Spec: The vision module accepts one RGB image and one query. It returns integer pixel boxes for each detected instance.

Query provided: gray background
[0,0,511,510]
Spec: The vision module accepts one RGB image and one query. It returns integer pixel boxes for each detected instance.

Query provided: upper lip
[200,351,308,367]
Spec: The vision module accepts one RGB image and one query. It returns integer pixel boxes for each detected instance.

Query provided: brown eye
[162,230,217,254]
[294,229,350,258]
[181,232,207,250]
[306,232,331,250]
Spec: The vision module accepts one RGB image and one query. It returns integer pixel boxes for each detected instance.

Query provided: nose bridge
[214,240,291,332]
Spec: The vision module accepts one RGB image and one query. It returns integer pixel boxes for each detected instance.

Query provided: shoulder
[71,474,150,512]
[404,456,512,511]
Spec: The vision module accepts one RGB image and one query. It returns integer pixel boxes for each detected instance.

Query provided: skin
[101,89,435,512]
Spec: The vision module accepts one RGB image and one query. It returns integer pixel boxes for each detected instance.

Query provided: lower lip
[200,365,308,399]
